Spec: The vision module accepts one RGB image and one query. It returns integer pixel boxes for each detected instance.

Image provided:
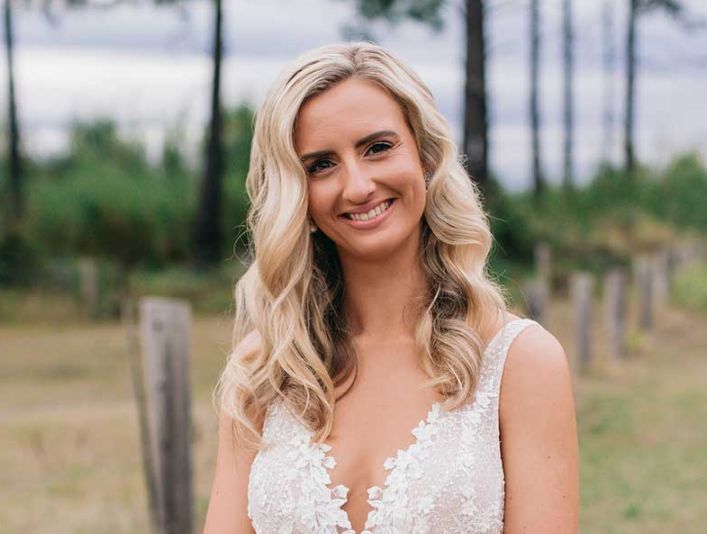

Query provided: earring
[308,219,318,233]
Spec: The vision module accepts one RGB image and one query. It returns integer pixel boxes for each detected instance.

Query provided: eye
[307,159,335,175]
[367,141,393,155]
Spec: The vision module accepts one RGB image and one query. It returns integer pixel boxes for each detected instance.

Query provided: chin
[339,227,418,261]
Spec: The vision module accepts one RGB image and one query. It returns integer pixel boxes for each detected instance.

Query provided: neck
[338,227,428,343]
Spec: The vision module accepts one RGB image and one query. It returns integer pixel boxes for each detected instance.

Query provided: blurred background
[1,0,706,532]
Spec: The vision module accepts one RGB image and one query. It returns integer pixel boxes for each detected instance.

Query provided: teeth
[349,200,391,221]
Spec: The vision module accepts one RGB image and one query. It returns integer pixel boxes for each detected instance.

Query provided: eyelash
[306,142,394,175]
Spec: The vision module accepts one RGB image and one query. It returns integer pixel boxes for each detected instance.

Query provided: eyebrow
[299,129,399,162]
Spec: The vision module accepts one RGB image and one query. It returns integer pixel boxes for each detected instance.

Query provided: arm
[203,332,263,534]
[499,325,580,533]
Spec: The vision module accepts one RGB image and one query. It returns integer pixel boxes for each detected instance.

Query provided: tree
[624,0,685,177]
[561,0,574,190]
[464,0,489,195]
[192,0,225,267]
[3,0,23,229]
[24,0,227,267]
[340,0,492,200]
[601,0,617,165]
[529,0,544,196]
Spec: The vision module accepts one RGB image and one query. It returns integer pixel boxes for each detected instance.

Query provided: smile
[341,199,396,228]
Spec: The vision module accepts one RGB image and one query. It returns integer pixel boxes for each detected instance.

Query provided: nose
[340,160,376,204]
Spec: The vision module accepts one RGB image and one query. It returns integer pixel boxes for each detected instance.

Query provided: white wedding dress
[247,318,540,533]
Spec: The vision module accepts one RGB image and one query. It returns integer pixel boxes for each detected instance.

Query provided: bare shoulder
[499,321,574,432]
[203,330,264,534]
[499,322,580,532]
[504,320,569,383]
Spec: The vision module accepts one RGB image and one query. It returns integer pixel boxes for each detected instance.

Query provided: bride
[203,42,579,533]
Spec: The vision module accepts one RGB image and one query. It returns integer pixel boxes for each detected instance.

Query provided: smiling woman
[296,78,427,261]
[203,42,579,534]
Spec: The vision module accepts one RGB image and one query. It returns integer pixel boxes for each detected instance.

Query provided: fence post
[139,297,193,534]
[523,277,547,325]
[535,242,551,300]
[77,257,98,318]
[603,267,627,361]
[571,272,593,375]
[634,254,654,332]
[652,249,670,311]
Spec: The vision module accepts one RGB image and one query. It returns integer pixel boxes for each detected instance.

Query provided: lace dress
[247,318,540,533]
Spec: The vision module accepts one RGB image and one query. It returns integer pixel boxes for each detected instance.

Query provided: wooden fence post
[139,297,193,534]
[634,254,654,332]
[535,242,551,300]
[523,277,547,325]
[77,257,98,318]
[603,267,627,361]
[652,249,670,311]
[571,272,593,375]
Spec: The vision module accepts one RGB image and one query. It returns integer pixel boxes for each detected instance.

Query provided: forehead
[294,78,408,150]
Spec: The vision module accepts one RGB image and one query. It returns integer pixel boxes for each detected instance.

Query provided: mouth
[341,198,395,221]
[339,198,396,229]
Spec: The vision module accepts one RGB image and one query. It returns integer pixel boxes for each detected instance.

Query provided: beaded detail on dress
[247,318,540,533]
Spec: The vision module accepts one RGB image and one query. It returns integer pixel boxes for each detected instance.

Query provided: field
[1,293,706,533]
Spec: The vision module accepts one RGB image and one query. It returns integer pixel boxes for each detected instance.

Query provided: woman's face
[294,77,427,262]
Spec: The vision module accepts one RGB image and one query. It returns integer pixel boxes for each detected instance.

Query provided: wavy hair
[213,41,510,451]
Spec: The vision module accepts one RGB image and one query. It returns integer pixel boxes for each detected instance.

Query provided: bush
[26,120,194,267]
[0,226,43,287]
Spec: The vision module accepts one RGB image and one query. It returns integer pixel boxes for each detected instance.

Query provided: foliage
[672,263,707,311]
[26,119,193,268]
[11,106,254,276]
[0,226,43,287]
[644,153,707,231]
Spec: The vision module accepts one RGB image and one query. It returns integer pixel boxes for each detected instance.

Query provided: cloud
[3,0,706,190]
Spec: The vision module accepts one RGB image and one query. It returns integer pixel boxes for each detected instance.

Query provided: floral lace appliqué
[248,318,539,533]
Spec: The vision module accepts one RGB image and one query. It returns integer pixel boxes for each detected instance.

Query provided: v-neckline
[313,398,446,533]
[296,317,518,533]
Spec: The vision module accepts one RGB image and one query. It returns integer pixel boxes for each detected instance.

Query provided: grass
[1,285,706,532]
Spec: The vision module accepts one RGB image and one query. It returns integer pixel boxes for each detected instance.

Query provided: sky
[1,0,706,191]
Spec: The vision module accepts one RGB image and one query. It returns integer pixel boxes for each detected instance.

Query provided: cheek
[307,182,334,219]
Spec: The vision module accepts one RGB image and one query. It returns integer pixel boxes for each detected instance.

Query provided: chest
[247,366,506,534]
[323,357,445,531]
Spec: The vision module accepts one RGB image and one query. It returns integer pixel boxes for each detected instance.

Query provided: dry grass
[1,294,705,532]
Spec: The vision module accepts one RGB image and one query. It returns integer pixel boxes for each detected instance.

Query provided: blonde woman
[204,42,579,534]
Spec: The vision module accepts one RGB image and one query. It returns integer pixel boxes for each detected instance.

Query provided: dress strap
[485,318,541,405]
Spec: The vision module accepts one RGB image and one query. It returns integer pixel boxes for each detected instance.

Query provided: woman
[204,42,579,533]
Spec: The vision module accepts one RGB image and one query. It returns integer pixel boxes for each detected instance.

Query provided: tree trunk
[4,0,22,228]
[463,0,489,199]
[562,0,574,190]
[601,0,616,164]
[530,0,544,197]
[193,0,225,266]
[624,0,638,177]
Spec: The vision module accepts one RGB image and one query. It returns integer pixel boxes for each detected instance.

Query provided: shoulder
[498,321,580,531]
[499,321,573,425]
[500,320,570,401]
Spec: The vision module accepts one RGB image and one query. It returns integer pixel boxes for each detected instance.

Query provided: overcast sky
[1,0,706,190]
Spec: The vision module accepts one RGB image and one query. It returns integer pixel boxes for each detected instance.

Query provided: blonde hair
[214,41,510,451]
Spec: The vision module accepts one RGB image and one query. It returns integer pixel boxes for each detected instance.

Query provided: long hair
[213,41,510,451]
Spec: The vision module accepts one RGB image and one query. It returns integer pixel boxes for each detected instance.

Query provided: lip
[339,198,396,229]
[339,198,396,216]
